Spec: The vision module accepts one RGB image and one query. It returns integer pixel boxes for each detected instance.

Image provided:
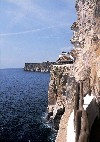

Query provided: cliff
[24,62,55,72]
[47,0,100,142]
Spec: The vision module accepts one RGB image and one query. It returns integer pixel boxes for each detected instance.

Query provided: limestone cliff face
[24,62,55,72]
[47,0,100,142]
[48,64,76,131]
[71,1,100,141]
[72,0,100,96]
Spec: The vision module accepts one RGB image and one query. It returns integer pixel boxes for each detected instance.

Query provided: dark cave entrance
[53,107,65,130]
[89,117,100,142]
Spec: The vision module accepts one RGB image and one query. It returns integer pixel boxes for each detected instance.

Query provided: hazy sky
[0,0,76,69]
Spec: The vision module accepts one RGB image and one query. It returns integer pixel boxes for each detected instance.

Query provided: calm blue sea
[0,68,54,142]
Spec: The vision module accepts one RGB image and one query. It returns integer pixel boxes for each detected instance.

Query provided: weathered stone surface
[24,62,55,72]
[47,62,77,141]
[47,0,100,142]
[72,0,100,97]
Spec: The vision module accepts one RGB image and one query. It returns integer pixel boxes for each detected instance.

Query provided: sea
[0,68,55,142]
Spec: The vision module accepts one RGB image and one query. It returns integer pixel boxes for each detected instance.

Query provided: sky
[0,0,76,69]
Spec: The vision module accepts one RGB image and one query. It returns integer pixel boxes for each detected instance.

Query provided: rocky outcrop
[72,0,100,96]
[47,62,77,141]
[71,0,100,142]
[47,0,100,142]
[24,61,55,72]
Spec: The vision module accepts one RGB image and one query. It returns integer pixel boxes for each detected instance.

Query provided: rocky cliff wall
[71,1,100,141]
[24,62,55,72]
[72,0,100,96]
[47,0,100,142]
[47,63,77,140]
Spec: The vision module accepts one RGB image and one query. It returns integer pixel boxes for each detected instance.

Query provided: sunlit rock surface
[47,0,100,142]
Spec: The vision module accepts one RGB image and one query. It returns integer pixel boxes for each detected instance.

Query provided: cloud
[0,23,69,36]
[2,0,75,30]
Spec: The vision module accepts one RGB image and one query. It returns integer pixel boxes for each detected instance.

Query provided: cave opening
[53,107,65,130]
[89,117,100,142]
